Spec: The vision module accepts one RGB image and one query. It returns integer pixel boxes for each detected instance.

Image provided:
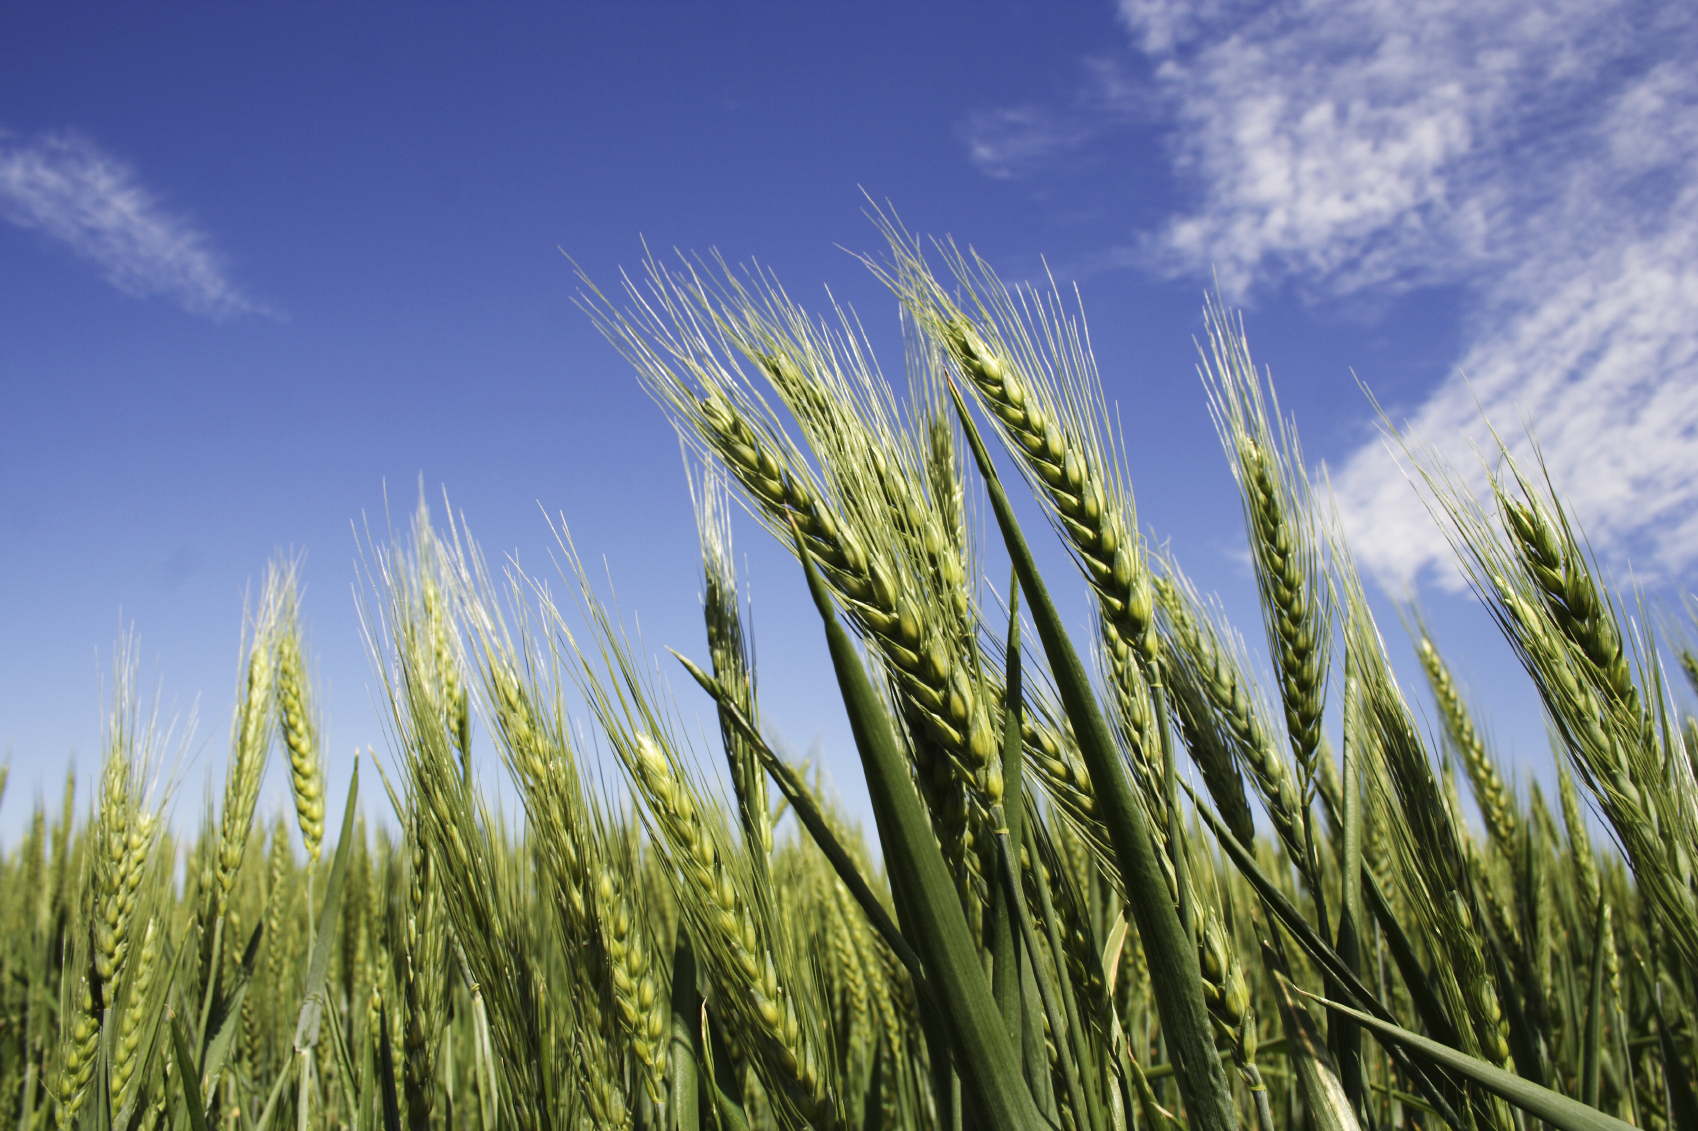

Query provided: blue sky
[3,0,1695,847]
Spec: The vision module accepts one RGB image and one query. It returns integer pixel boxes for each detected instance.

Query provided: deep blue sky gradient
[3,1,1684,847]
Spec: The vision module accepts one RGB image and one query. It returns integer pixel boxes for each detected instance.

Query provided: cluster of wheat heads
[5,231,1698,1131]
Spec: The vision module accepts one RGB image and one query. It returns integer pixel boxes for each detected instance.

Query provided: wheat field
[3,224,1695,1131]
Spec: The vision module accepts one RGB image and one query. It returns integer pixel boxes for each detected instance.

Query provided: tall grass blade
[1582,899,1608,1109]
[670,650,929,996]
[1363,872,1463,1051]
[1028,808,1136,1131]
[1188,786,1463,1126]
[698,1007,750,1131]
[1652,990,1698,1131]
[668,938,701,1131]
[991,819,1087,1128]
[317,968,366,1121]
[1261,943,1359,1131]
[793,518,1042,1130]
[1337,663,1365,1118]
[199,919,263,1101]
[169,1012,210,1131]
[379,1004,403,1131]
[1297,987,1640,1131]
[1126,1045,1179,1131]
[1155,676,1192,948]
[950,378,1239,1131]
[991,575,1024,1049]
[250,1055,296,1131]
[295,754,360,1053]
[1024,818,1107,1131]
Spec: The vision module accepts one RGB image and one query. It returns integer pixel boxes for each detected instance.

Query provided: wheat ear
[92,634,165,1002]
[53,982,100,1128]
[692,464,771,865]
[1157,568,1302,861]
[111,915,159,1116]
[872,237,1170,831]
[627,732,827,1123]
[1426,452,1698,975]
[586,264,1005,921]
[275,568,326,863]
[1414,629,1518,852]
[216,567,285,915]
[447,523,671,1110]
[363,503,578,1131]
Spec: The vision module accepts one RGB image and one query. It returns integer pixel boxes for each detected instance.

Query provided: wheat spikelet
[484,650,594,935]
[365,507,578,1131]
[1423,451,1698,974]
[379,495,475,773]
[275,567,326,863]
[692,465,771,865]
[1157,568,1299,858]
[1199,909,1257,1069]
[216,568,285,916]
[1201,314,1329,804]
[445,535,673,1113]
[1016,706,1108,858]
[1521,783,1559,1012]
[1416,630,1518,851]
[423,567,473,770]
[719,358,997,915]
[622,731,829,1123]
[53,978,99,1129]
[400,813,442,1131]
[1500,494,1638,717]
[1557,760,1603,922]
[92,759,133,998]
[111,915,158,1116]
[85,633,171,1044]
[260,820,292,1067]
[92,639,139,997]
[596,865,669,1104]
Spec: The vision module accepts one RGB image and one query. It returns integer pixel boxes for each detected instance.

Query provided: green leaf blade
[949,379,1239,1131]
[793,519,1042,1131]
[1301,987,1639,1131]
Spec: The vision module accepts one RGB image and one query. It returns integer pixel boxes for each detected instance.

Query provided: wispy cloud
[1112,0,1698,586]
[1332,183,1698,587]
[1115,0,1692,297]
[959,105,1098,179]
[0,130,274,320]
[964,1,1698,586]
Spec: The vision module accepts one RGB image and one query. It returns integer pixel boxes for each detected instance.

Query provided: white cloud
[0,130,273,320]
[1334,200,1698,587]
[1108,0,1698,586]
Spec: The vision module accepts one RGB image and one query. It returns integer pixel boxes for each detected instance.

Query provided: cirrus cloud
[964,0,1698,588]
[0,130,276,320]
